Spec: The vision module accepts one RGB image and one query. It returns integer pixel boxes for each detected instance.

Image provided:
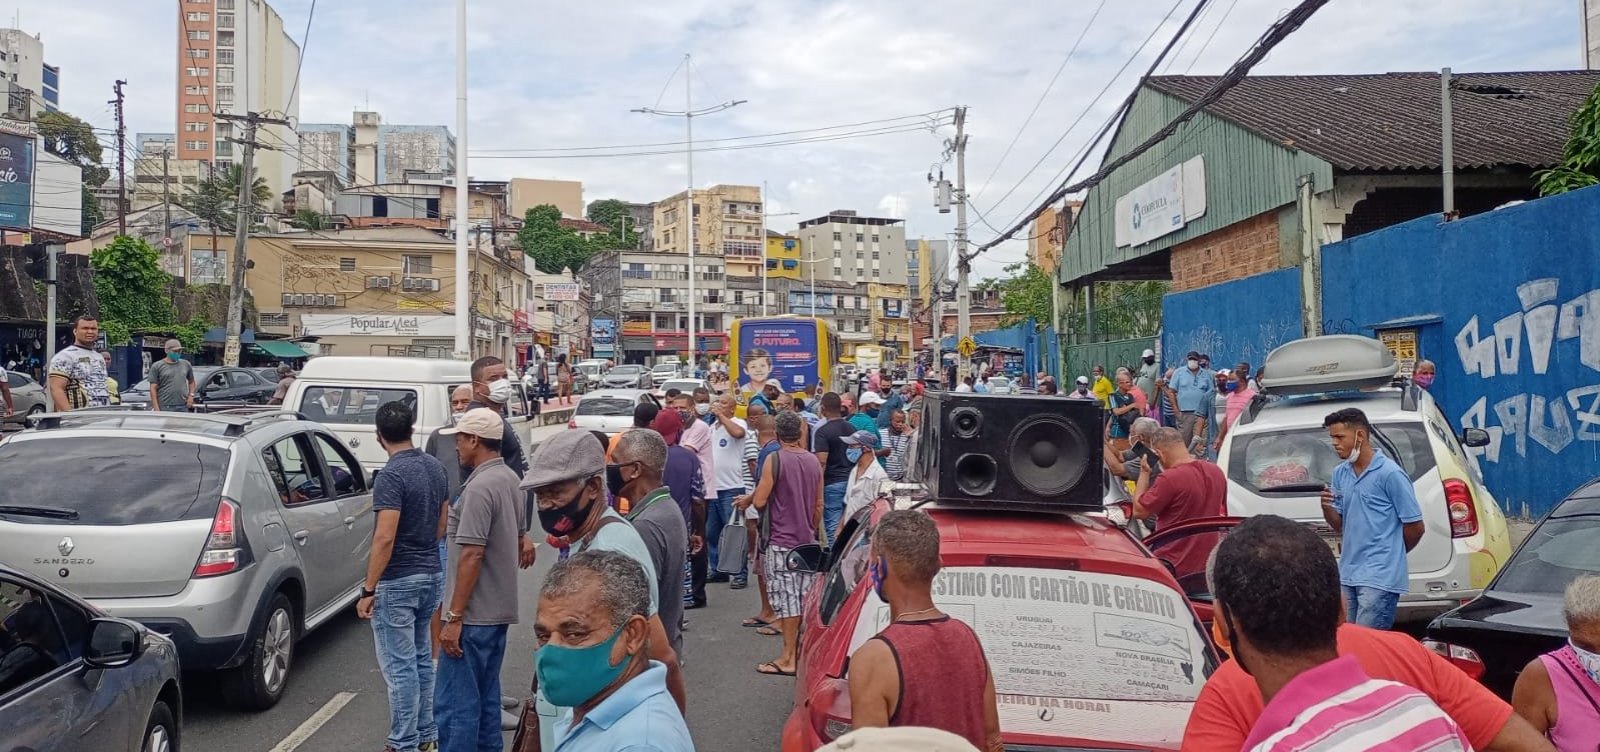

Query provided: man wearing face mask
[1164,351,1214,457]
[467,357,534,575]
[434,409,525,752]
[535,550,694,752]
[522,430,686,713]
[847,510,1001,751]
[147,339,196,412]
[1321,408,1424,631]
[611,428,689,661]
[651,409,708,611]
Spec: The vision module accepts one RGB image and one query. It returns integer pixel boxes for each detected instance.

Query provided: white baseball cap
[859,391,884,407]
[1142,348,1155,358]
[440,407,504,439]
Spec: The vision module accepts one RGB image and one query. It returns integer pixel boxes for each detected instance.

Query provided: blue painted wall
[940,320,1060,380]
[1320,185,1600,517]
[1160,268,1303,374]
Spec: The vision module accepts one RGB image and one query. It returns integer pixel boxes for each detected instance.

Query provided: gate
[1064,337,1156,383]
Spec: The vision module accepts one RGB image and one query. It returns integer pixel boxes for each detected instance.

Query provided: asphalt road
[183,422,794,752]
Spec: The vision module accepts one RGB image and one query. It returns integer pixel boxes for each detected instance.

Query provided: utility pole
[217,111,290,367]
[952,106,971,382]
[44,244,58,368]
[112,80,128,235]
[454,0,471,359]
[1441,67,1455,219]
[162,146,172,251]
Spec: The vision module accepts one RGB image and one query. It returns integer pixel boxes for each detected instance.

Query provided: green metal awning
[251,340,312,359]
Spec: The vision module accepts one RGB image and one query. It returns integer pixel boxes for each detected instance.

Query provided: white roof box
[1259,335,1397,396]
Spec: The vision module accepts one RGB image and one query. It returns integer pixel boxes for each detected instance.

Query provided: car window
[820,514,874,626]
[226,370,258,388]
[267,435,328,505]
[0,437,228,525]
[0,580,67,695]
[311,433,365,497]
[204,371,229,390]
[300,386,418,425]
[45,595,89,664]
[577,397,637,416]
[1226,422,1436,494]
[1492,515,1600,595]
[6,373,23,388]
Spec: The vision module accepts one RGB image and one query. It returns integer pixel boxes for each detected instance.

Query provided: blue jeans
[710,489,744,577]
[372,573,444,751]
[1343,585,1401,630]
[823,481,848,547]
[434,623,509,752]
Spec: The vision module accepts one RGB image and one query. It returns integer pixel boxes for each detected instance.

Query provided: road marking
[268,691,357,752]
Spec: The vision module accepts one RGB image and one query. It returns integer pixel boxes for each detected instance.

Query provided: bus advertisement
[731,316,837,397]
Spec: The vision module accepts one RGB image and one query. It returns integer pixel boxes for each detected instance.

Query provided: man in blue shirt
[1319,407,1425,630]
[1164,350,1213,457]
[536,550,694,752]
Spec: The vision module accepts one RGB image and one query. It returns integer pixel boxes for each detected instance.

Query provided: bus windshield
[732,317,833,397]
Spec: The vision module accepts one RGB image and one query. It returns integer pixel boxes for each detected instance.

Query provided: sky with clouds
[21,0,1586,279]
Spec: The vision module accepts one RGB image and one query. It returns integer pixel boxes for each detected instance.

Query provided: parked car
[570,389,660,436]
[2,370,49,425]
[0,407,376,710]
[1218,335,1513,623]
[655,378,709,400]
[0,563,182,752]
[781,496,1221,751]
[985,376,1014,395]
[1422,477,1600,697]
[650,361,683,387]
[601,364,652,389]
[122,366,278,409]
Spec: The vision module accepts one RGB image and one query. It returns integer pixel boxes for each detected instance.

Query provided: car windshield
[1492,515,1600,595]
[989,377,1010,388]
[652,364,678,372]
[611,366,644,375]
[1226,422,1435,494]
[661,380,701,393]
[0,437,228,525]
[577,397,637,416]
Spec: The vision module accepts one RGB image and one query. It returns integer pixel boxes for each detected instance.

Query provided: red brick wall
[1168,210,1282,292]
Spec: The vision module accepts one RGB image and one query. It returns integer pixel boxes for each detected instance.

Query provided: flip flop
[741,617,770,628]
[755,626,780,636]
[757,661,796,677]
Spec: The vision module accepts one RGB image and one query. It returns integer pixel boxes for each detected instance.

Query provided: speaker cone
[1006,415,1089,496]
[954,453,998,496]
[950,406,983,439]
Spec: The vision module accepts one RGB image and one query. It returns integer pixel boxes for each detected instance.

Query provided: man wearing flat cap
[523,429,686,713]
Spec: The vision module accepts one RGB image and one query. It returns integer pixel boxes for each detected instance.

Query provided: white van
[284,356,538,471]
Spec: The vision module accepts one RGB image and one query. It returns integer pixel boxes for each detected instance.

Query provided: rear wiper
[0,505,80,520]
[1262,483,1327,493]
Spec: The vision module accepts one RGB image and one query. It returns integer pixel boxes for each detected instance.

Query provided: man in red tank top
[846,511,1003,752]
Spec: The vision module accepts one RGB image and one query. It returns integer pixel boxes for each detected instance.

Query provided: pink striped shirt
[1243,655,1473,752]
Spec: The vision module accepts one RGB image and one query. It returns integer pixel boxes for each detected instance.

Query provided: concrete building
[1028,201,1079,276]
[0,29,58,115]
[794,210,908,287]
[295,112,455,188]
[1587,0,1600,68]
[789,280,873,353]
[295,122,351,181]
[524,265,590,363]
[132,133,210,212]
[765,230,802,281]
[509,178,584,220]
[577,249,729,363]
[907,238,949,348]
[175,0,301,202]
[652,184,764,277]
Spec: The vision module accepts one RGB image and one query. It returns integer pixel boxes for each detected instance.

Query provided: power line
[470,121,950,160]
[972,0,1334,258]
[1184,0,1242,73]
[284,0,317,116]
[471,110,951,153]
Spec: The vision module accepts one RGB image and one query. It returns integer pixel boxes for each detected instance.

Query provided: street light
[757,190,798,317]
[633,53,745,367]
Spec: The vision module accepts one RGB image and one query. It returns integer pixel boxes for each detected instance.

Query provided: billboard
[0,132,36,230]
[737,319,819,393]
[544,282,581,301]
[591,318,616,356]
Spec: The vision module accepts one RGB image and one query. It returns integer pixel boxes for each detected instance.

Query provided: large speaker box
[916,392,1104,510]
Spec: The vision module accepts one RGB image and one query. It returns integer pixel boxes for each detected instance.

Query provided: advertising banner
[737,320,819,392]
[0,132,36,230]
[300,313,455,337]
[544,282,581,301]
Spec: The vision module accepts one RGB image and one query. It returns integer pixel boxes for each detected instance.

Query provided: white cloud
[31,0,1584,282]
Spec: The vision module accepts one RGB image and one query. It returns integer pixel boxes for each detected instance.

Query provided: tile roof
[1144,71,1600,172]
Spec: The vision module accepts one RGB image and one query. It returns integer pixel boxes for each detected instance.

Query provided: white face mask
[487,378,514,404]
[451,411,466,424]
[1571,640,1600,686]
[1187,359,1199,370]
[1338,435,1362,461]
[695,403,711,416]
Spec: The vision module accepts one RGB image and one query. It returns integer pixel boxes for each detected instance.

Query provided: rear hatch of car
[1224,419,1452,574]
[0,432,232,598]
[574,394,639,434]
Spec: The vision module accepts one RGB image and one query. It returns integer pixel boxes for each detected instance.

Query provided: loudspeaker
[916,392,1104,510]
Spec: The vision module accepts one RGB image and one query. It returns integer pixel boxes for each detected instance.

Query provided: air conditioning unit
[280,293,294,307]
[289,294,305,306]
[404,277,440,292]
[367,275,392,290]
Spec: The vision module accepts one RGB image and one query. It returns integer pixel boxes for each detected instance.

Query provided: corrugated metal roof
[1145,71,1600,171]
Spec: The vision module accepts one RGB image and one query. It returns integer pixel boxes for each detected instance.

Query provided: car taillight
[1443,479,1480,537]
[568,419,578,429]
[807,678,853,742]
[1422,639,1485,681]
[194,497,248,577]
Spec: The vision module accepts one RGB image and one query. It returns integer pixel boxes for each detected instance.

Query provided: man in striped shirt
[878,408,912,481]
[1213,516,1471,752]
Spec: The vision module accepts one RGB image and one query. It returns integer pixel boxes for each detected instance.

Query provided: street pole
[760,179,768,317]
[453,0,471,359]
[112,80,127,235]
[45,244,58,368]
[953,106,971,381]
[162,147,172,252]
[1441,67,1455,218]
[218,111,290,367]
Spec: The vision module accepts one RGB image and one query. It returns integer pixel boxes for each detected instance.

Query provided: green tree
[80,185,104,235]
[518,204,595,274]
[1062,280,1167,340]
[988,262,1056,329]
[289,209,330,230]
[585,198,639,248]
[91,235,175,346]
[180,164,272,233]
[36,111,109,188]
[1536,83,1600,196]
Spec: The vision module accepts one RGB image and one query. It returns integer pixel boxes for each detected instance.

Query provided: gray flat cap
[521,428,605,490]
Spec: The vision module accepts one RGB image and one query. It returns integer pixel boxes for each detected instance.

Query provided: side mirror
[785,544,826,574]
[85,617,144,669]
[1461,428,1491,448]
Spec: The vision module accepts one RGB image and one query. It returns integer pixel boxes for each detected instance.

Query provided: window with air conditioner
[366,276,391,289]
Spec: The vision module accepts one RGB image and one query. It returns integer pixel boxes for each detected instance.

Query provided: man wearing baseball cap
[842,429,891,520]
[435,408,526,751]
[522,430,686,713]
[1067,376,1096,401]
[750,378,783,416]
[1137,348,1159,401]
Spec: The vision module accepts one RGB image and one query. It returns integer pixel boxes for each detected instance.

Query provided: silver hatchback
[0,408,376,710]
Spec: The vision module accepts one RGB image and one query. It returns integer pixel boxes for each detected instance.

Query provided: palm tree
[180,163,273,234]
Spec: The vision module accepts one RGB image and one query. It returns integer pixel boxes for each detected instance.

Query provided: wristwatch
[360,587,376,599]
[442,610,462,624]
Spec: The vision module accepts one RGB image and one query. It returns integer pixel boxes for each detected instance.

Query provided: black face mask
[538,484,590,537]
[605,463,628,499]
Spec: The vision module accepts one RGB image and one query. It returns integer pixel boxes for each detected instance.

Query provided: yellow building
[765,230,803,281]
[1028,201,1080,276]
[868,282,911,357]
[652,184,764,277]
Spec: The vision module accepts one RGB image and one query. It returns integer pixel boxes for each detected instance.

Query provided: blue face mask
[536,620,633,707]
[1224,381,1238,393]
[869,556,887,601]
[845,447,864,463]
[167,352,181,361]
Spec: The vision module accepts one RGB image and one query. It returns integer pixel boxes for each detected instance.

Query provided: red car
[780,499,1232,751]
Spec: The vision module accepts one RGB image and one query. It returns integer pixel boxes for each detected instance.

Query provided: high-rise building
[0,29,58,116]
[1587,0,1600,68]
[131,133,210,212]
[652,184,764,278]
[175,0,301,202]
[295,112,455,187]
[794,210,909,286]
[907,238,949,349]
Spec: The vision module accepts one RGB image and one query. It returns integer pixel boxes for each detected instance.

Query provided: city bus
[730,316,839,402]
[853,344,886,374]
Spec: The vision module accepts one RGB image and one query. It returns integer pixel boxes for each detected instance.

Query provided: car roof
[921,504,1158,570]
[298,356,470,383]
[611,364,645,371]
[1230,389,1423,436]
[13,409,316,444]
[1552,478,1600,517]
[583,388,651,399]
[651,362,680,369]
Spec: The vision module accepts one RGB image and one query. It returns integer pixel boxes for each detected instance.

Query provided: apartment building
[765,230,803,280]
[175,0,301,201]
[131,133,211,212]
[578,249,729,363]
[509,178,584,219]
[0,28,58,115]
[652,184,764,277]
[794,210,909,287]
[295,111,456,188]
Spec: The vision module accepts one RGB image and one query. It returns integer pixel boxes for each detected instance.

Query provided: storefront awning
[251,340,312,359]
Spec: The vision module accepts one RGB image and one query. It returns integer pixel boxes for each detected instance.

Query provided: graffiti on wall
[1164,313,1301,371]
[1454,277,1600,468]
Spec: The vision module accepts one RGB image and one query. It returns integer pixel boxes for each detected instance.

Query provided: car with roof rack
[0,406,376,710]
[1217,335,1514,623]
